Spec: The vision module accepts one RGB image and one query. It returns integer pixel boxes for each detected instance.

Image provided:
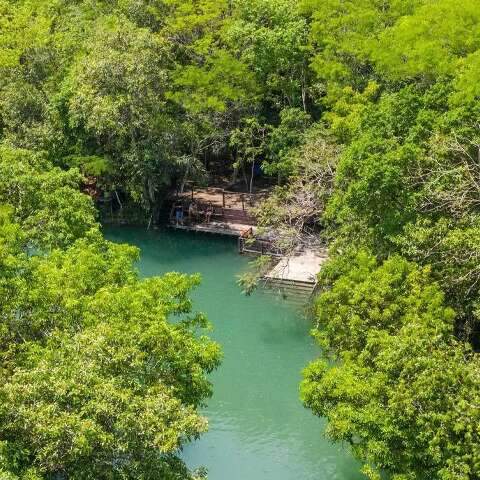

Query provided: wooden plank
[168,222,254,237]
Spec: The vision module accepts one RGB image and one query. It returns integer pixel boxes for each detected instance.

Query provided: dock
[167,185,329,302]
[264,249,329,299]
[167,186,260,237]
[169,221,254,237]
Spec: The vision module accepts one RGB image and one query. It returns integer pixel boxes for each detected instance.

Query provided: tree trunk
[232,164,238,185]
[144,177,160,227]
[180,163,190,194]
[114,190,123,210]
[249,159,255,194]
[231,150,239,185]
[301,63,308,113]
[242,164,248,191]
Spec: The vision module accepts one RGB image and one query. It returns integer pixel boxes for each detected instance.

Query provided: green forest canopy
[1,0,480,479]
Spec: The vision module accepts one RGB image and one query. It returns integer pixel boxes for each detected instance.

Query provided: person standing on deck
[205,202,214,224]
[174,202,184,226]
[188,201,198,223]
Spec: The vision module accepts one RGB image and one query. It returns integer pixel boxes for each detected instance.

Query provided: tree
[301,252,480,480]
[371,0,480,82]
[0,222,221,480]
[296,3,480,478]
[255,124,340,251]
[0,146,97,249]
[230,117,268,193]
[0,127,221,478]
[263,107,311,180]
[225,0,310,110]
[64,16,178,212]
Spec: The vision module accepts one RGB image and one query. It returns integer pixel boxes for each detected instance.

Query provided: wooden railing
[222,190,258,211]
[176,186,260,211]
[238,228,283,257]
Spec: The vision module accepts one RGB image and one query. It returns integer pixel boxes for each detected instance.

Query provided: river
[105,226,364,480]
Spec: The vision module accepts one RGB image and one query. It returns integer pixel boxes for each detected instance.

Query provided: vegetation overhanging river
[105,226,364,480]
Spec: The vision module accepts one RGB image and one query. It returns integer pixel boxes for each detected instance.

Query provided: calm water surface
[105,226,364,480]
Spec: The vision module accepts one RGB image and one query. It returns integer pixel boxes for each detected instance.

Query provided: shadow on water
[104,226,365,480]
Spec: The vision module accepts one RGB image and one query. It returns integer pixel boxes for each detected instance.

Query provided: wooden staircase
[263,278,316,306]
[262,249,328,305]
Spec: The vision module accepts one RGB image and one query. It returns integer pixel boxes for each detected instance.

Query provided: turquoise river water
[105,227,364,480]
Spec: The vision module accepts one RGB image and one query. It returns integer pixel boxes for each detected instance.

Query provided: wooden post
[191,185,194,201]
[241,194,245,211]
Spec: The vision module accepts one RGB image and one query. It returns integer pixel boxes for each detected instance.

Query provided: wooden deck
[177,186,268,210]
[167,186,260,236]
[169,186,329,300]
[169,221,254,237]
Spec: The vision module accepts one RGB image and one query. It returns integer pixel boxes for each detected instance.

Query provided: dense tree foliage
[295,1,480,479]
[0,146,97,249]
[0,121,220,478]
[0,0,309,212]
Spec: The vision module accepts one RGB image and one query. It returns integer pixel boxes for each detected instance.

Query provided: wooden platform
[177,186,268,210]
[168,186,258,234]
[169,221,254,237]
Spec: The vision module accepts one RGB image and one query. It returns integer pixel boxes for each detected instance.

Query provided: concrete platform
[265,249,329,285]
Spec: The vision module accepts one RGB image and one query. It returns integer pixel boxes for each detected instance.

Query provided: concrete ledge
[265,249,329,285]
